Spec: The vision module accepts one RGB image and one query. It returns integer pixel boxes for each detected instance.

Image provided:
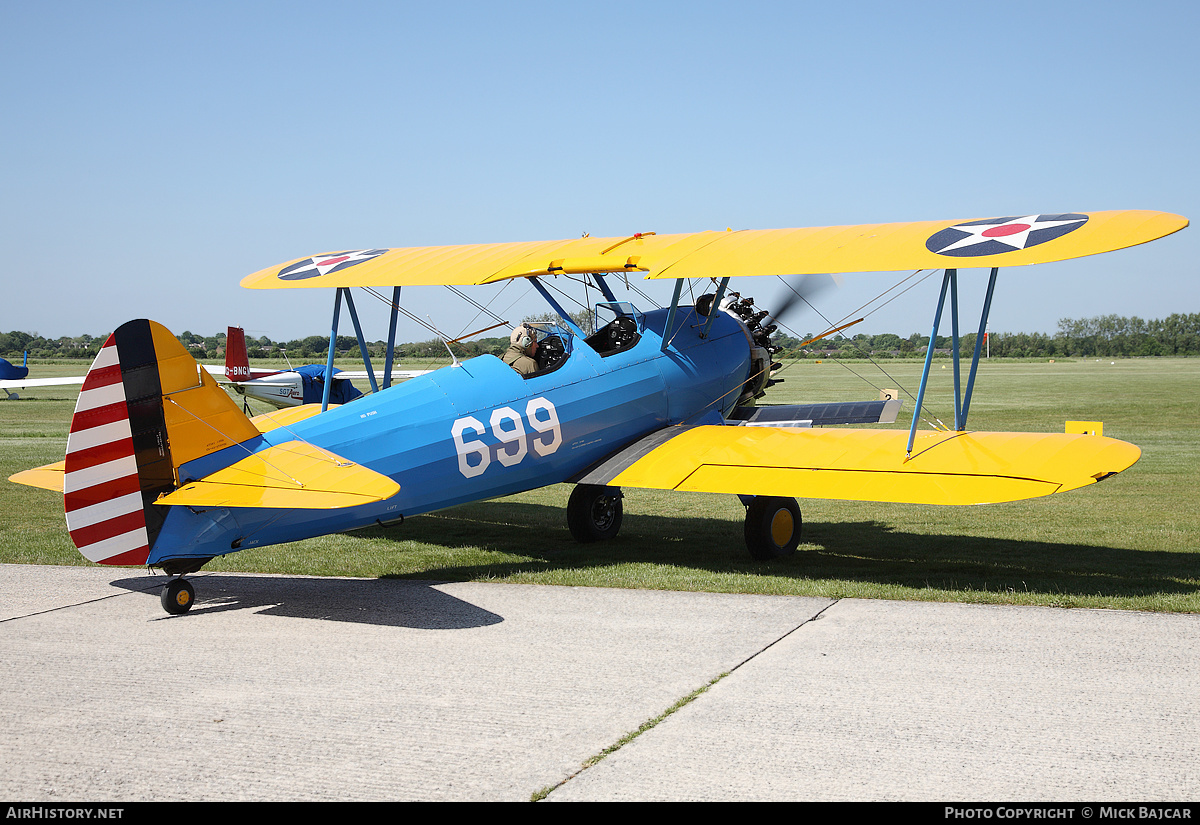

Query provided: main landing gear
[742,496,802,560]
[161,577,195,615]
[565,486,802,562]
[567,484,624,542]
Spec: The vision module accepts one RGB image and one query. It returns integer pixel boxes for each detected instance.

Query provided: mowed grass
[2,356,1198,611]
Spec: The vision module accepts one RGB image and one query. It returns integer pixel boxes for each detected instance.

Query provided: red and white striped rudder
[63,333,152,565]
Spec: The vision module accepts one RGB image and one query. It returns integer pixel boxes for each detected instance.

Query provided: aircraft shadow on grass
[109,494,1196,625]
[364,500,1200,602]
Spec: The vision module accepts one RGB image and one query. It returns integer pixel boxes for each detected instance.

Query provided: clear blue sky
[3,0,1197,346]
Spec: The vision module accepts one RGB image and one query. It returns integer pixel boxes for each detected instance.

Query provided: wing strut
[321,287,383,411]
[383,285,401,389]
[592,274,619,304]
[321,289,343,412]
[700,277,731,339]
[961,267,999,428]
[529,277,588,338]
[323,284,458,406]
[662,278,686,351]
[905,267,1000,457]
[342,288,379,396]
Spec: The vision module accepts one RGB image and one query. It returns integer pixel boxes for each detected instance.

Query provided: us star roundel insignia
[277,249,390,280]
[925,214,1088,258]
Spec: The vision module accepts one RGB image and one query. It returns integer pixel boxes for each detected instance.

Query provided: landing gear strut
[567,484,624,542]
[743,496,802,560]
[161,577,195,615]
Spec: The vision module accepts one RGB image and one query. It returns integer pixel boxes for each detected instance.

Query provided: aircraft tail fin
[63,320,261,565]
[225,325,250,381]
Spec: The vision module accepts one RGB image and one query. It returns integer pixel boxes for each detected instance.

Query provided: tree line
[3,313,1198,361]
[0,329,517,362]
[789,313,1200,359]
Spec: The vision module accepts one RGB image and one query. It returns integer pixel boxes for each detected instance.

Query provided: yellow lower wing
[606,427,1141,505]
[156,441,399,510]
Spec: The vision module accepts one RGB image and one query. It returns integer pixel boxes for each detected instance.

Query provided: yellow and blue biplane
[8,210,1188,614]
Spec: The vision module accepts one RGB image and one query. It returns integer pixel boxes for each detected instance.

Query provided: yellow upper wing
[599,426,1141,506]
[240,210,1187,290]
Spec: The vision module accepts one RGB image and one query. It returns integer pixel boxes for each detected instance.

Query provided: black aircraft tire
[744,497,802,560]
[161,578,195,615]
[567,484,624,542]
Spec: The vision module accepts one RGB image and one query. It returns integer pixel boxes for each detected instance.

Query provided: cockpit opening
[504,321,573,379]
[585,302,643,357]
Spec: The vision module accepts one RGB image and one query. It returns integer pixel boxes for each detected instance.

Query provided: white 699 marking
[452,397,562,478]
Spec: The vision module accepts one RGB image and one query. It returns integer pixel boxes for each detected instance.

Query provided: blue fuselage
[150,305,753,565]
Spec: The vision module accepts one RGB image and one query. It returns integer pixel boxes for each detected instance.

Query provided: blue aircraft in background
[0,352,84,399]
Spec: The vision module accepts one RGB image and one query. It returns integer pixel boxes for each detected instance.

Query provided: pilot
[502,324,539,375]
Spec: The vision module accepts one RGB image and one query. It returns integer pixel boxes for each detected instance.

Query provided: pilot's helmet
[510,324,536,351]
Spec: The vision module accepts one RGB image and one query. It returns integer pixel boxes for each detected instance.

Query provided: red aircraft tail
[225,325,251,381]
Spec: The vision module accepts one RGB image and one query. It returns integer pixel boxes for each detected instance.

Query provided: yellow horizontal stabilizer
[156,441,399,510]
[240,210,1187,290]
[606,427,1141,505]
[9,460,66,493]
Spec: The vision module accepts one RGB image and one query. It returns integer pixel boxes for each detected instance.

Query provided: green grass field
[2,356,1198,611]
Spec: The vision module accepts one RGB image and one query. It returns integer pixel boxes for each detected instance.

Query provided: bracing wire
[164,397,310,491]
[765,269,949,427]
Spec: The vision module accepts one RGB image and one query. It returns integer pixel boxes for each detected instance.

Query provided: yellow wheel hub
[770,508,794,547]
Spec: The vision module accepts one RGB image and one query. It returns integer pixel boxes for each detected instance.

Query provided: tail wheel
[567,484,624,542]
[744,496,802,560]
[161,578,195,615]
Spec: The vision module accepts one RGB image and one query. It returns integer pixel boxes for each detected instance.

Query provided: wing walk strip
[63,337,151,565]
[572,426,697,487]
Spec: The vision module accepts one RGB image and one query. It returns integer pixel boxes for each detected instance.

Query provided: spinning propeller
[766,273,842,331]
